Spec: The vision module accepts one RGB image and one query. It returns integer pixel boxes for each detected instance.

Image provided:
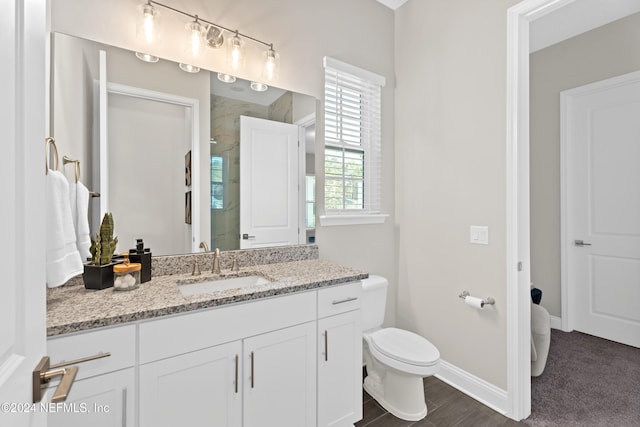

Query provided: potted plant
[83,212,120,290]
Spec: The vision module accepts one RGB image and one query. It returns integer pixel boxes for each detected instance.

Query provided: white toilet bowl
[361,276,440,421]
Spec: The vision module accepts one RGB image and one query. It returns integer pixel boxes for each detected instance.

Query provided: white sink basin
[178,275,271,296]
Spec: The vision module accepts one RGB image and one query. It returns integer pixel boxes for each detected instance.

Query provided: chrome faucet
[199,241,210,252]
[212,248,221,274]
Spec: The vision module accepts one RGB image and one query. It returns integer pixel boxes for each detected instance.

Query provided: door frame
[103,82,201,252]
[506,0,578,420]
[560,70,640,333]
[295,113,316,245]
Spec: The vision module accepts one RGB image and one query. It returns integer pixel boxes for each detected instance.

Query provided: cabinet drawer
[47,325,136,381]
[317,281,362,318]
[139,290,317,364]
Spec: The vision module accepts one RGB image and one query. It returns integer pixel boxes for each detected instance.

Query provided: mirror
[51,32,316,256]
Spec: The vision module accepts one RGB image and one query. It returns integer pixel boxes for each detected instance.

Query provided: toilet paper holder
[458,290,495,306]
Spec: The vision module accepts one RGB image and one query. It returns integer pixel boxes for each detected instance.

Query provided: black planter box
[83,262,121,290]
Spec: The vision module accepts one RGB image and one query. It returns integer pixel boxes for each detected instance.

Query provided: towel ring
[63,155,81,183]
[45,137,59,175]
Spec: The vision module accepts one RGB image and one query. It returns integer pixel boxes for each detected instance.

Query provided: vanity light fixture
[185,16,204,58]
[179,63,200,73]
[137,1,279,78]
[217,73,236,83]
[137,1,159,44]
[228,30,244,70]
[205,25,224,48]
[262,45,279,81]
[135,52,159,63]
[250,81,268,92]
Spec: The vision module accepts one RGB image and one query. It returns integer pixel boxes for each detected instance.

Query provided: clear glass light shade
[217,73,236,83]
[179,63,200,73]
[185,19,205,58]
[135,52,159,63]
[137,2,160,44]
[250,81,268,92]
[227,32,244,70]
[262,47,279,81]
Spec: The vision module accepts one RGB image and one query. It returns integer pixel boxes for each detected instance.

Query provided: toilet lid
[369,328,440,366]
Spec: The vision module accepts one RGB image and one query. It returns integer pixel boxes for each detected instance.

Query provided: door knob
[574,239,592,247]
[32,356,78,403]
[32,352,110,403]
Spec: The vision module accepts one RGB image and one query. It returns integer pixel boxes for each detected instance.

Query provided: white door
[243,322,316,427]
[0,1,48,426]
[240,116,300,249]
[564,71,640,348]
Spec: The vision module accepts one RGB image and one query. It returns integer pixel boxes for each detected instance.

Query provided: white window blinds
[323,57,385,215]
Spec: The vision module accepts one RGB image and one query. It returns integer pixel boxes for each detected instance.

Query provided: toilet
[361,275,440,421]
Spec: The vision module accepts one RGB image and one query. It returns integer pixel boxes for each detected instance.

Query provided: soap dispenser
[129,238,152,283]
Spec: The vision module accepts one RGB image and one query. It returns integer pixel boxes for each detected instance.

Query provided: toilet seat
[365,328,440,376]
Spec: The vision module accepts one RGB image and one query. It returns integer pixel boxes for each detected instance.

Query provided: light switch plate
[470,225,489,245]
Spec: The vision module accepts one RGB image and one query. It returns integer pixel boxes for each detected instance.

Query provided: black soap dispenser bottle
[129,238,152,283]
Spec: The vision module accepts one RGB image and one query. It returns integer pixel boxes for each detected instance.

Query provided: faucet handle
[231,255,239,272]
[192,259,201,276]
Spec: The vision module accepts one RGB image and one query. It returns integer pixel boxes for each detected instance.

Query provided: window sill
[319,214,389,226]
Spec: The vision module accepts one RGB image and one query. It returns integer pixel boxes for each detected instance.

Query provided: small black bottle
[129,238,152,283]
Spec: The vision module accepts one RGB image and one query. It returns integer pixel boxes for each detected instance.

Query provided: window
[321,57,387,226]
[306,175,316,229]
[210,155,224,209]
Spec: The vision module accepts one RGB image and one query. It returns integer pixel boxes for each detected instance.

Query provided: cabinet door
[243,322,316,427]
[139,341,242,427]
[318,310,363,427]
[48,368,135,427]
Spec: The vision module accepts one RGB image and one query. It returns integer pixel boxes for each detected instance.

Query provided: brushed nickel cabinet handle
[324,330,328,362]
[332,296,358,305]
[122,387,127,427]
[234,354,239,394]
[250,351,255,389]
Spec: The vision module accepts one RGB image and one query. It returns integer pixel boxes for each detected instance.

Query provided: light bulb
[137,2,159,45]
[229,32,243,70]
[263,46,278,81]
[186,18,204,58]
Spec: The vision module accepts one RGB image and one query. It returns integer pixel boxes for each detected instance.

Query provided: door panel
[243,322,316,427]
[0,2,47,426]
[564,71,640,347]
[240,116,299,249]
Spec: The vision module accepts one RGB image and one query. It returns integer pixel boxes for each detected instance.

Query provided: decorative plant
[89,212,118,265]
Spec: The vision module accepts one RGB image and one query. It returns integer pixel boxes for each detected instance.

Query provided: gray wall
[395,0,519,390]
[51,0,397,324]
[530,12,640,318]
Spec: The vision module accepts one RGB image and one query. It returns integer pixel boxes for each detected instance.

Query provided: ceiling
[375,0,408,10]
[530,0,640,52]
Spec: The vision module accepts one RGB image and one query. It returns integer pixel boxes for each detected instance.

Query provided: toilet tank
[361,275,388,331]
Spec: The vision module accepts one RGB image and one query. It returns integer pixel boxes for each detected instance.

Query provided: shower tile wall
[210,94,293,250]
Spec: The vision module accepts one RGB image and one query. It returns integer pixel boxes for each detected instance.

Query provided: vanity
[45,246,365,427]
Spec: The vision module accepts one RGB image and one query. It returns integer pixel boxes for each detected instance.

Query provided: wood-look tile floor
[357,376,527,427]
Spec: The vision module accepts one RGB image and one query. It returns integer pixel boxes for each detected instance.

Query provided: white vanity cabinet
[47,280,363,427]
[46,325,136,427]
[317,282,363,427]
[138,290,318,427]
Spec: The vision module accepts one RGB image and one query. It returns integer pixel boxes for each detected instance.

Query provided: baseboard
[435,359,509,416]
[549,315,562,330]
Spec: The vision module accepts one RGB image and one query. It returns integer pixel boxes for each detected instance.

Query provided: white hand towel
[69,181,92,260]
[46,170,84,288]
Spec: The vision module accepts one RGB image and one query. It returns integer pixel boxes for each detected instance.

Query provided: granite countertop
[47,259,368,337]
